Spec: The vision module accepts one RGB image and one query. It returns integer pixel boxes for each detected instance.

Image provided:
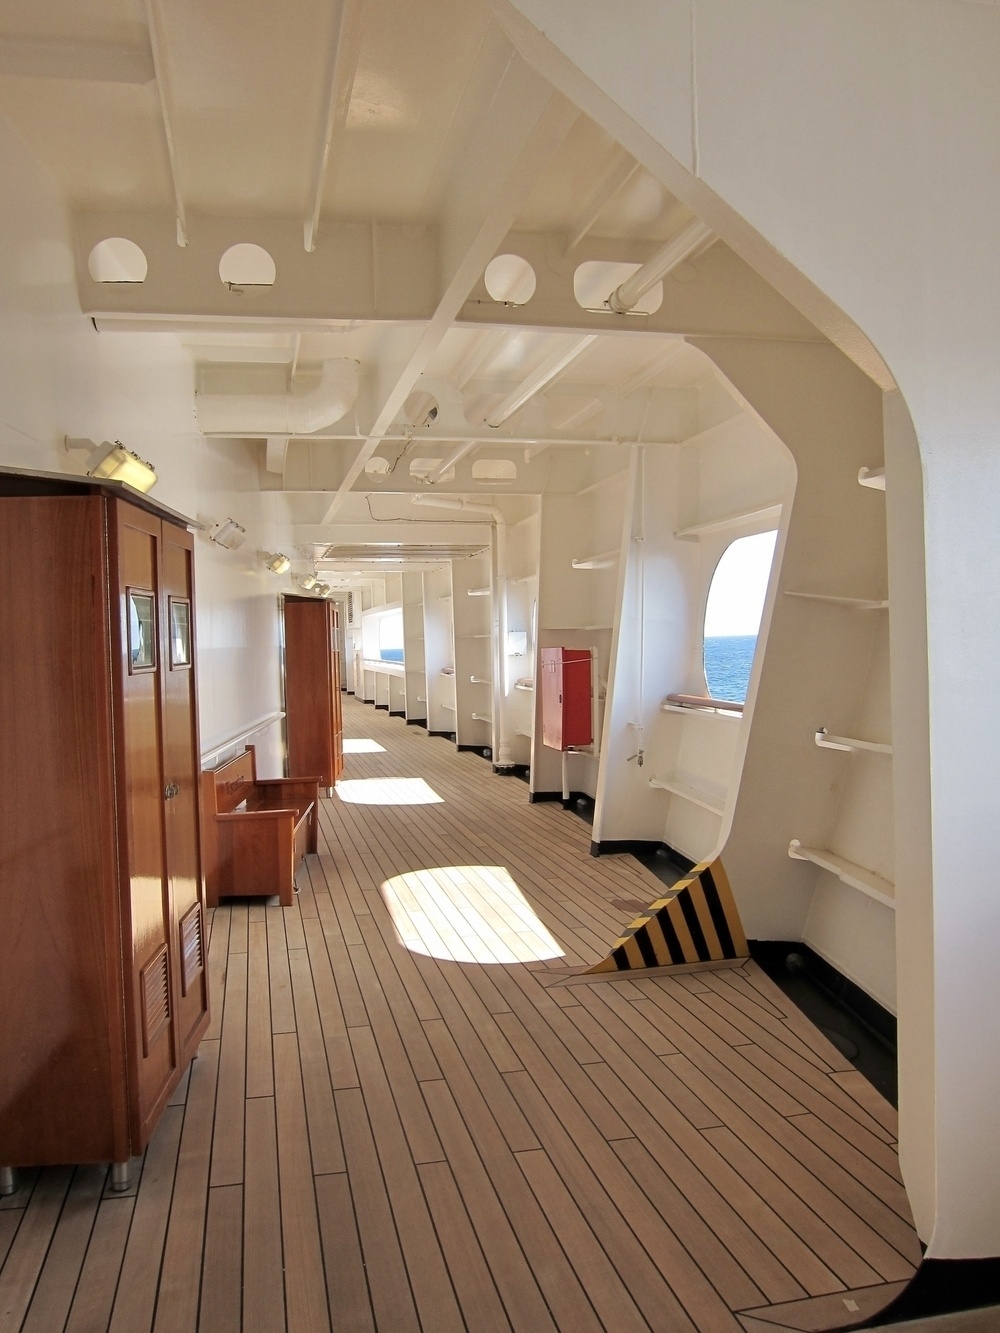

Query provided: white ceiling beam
[617,340,690,397]
[320,57,579,522]
[453,328,511,391]
[144,0,187,247]
[265,436,290,475]
[566,152,639,252]
[485,334,597,427]
[303,0,365,253]
[0,38,154,84]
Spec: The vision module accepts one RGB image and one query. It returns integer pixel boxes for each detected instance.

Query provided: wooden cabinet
[283,596,343,787]
[0,471,209,1176]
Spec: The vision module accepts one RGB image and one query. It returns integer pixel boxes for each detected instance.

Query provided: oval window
[703,531,778,703]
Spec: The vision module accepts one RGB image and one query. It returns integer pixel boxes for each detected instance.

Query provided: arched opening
[88,237,148,283]
[218,243,276,287]
[703,530,778,702]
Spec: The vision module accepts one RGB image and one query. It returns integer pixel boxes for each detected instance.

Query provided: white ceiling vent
[195,359,359,436]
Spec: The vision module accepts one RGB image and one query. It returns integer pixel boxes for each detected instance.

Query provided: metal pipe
[607,220,714,314]
[426,439,480,484]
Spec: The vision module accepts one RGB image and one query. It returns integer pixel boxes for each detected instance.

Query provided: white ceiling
[0,0,822,583]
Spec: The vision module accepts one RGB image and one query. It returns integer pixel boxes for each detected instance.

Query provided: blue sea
[379,647,405,663]
[703,635,757,703]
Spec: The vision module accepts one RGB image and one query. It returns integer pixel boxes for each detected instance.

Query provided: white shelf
[510,573,536,585]
[470,712,492,724]
[815,728,892,755]
[858,466,886,490]
[660,702,740,719]
[515,728,532,738]
[788,840,895,909]
[470,675,492,685]
[441,703,456,711]
[571,549,619,570]
[648,775,725,816]
[674,502,781,540]
[514,679,534,692]
[468,587,491,597]
[784,590,888,611]
[457,633,490,639]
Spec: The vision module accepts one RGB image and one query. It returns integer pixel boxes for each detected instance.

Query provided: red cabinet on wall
[540,647,593,750]
[283,595,344,788]
[0,469,209,1181]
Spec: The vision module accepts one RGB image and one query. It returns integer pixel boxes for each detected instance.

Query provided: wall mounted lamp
[294,572,318,590]
[85,440,158,493]
[261,551,291,574]
[208,518,247,550]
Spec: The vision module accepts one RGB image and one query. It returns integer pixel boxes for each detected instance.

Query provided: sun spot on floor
[381,864,565,964]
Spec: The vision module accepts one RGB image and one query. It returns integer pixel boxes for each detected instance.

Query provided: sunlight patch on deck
[335,777,442,805]
[381,865,565,964]
[342,738,387,753]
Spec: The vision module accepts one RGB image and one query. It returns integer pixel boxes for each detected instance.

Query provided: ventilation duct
[195,359,359,436]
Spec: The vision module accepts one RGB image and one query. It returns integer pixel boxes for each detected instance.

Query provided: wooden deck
[0,696,919,1332]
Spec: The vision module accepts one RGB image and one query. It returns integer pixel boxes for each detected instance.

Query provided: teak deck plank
[0,693,917,1332]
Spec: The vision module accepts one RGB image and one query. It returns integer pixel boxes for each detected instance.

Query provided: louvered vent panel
[179,904,204,997]
[140,945,171,1056]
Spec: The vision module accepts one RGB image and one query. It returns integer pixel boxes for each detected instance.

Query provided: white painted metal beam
[320,59,579,522]
[303,0,365,252]
[144,0,188,246]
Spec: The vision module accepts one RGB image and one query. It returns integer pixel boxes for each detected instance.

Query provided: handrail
[663,692,744,714]
[201,711,285,765]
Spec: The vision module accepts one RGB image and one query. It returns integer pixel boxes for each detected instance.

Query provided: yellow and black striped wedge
[585,857,749,974]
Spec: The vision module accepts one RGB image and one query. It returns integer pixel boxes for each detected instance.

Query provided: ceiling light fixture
[295,572,318,590]
[208,518,248,550]
[86,440,158,493]
[261,551,291,574]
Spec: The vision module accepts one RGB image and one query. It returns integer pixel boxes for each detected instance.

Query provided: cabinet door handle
[164,783,179,800]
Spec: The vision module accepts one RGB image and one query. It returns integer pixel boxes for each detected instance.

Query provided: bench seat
[201,745,321,908]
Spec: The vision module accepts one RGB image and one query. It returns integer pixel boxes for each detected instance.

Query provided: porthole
[88,237,148,283]
[703,531,778,703]
[573,259,662,315]
[484,254,536,305]
[218,243,276,287]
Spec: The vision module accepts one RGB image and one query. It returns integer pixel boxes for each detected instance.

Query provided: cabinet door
[160,521,209,1067]
[112,501,178,1144]
[284,597,336,785]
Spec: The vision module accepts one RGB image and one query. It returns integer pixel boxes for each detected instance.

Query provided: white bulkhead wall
[0,114,286,779]
[492,0,1000,1261]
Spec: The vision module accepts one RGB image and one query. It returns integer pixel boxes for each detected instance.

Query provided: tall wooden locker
[0,469,209,1182]
[283,596,343,788]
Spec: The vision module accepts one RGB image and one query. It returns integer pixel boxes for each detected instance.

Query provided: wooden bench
[201,745,320,908]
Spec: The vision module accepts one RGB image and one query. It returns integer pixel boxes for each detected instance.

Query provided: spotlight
[261,551,290,574]
[86,440,157,493]
[294,572,318,590]
[208,518,247,550]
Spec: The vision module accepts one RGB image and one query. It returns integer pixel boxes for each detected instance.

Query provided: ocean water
[379,647,404,663]
[703,634,757,703]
